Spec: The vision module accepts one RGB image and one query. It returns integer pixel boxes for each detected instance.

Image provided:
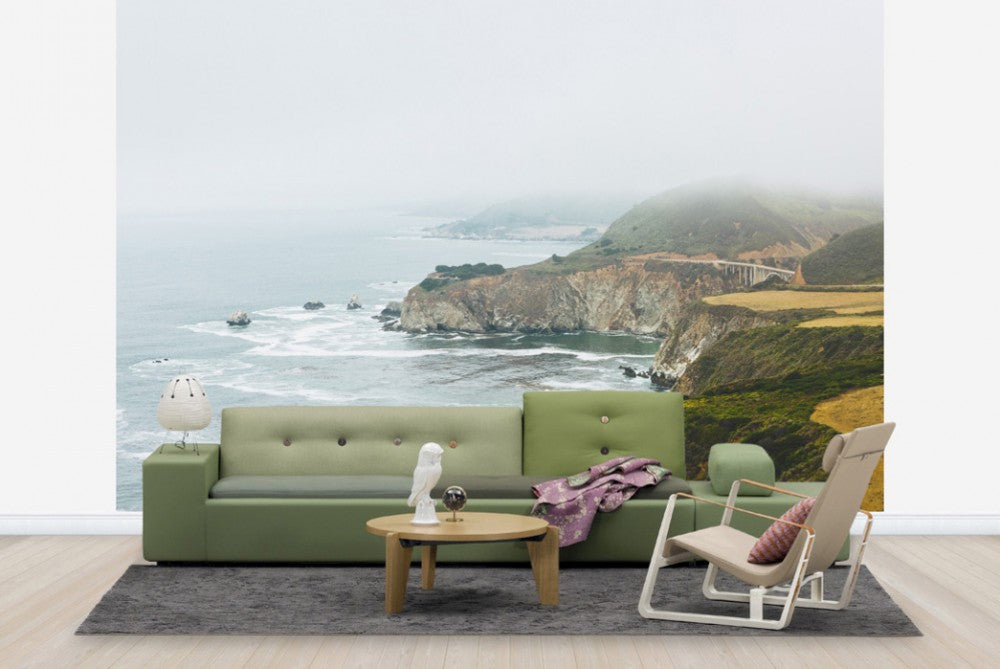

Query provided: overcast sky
[118,0,883,214]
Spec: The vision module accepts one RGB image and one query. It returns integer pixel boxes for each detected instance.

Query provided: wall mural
[116,1,883,511]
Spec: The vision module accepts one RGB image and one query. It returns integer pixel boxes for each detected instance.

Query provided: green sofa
[143,391,842,563]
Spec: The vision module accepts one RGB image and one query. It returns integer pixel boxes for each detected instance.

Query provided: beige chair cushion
[664,526,800,587]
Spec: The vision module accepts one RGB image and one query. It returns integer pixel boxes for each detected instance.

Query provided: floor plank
[307,636,356,667]
[1,535,998,668]
[243,636,324,668]
[477,635,511,669]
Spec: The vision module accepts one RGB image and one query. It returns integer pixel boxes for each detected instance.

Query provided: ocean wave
[540,379,625,391]
[130,357,253,376]
[117,427,171,448]
[183,319,356,347]
[238,342,652,363]
[254,306,369,321]
[211,378,359,404]
[179,314,657,368]
[366,280,415,294]
[182,321,284,344]
[240,345,453,358]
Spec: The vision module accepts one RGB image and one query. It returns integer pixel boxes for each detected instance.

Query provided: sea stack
[347,294,362,310]
[375,301,402,321]
[303,301,325,310]
[227,310,251,326]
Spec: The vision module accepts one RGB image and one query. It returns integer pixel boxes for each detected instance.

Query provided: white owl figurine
[408,442,444,525]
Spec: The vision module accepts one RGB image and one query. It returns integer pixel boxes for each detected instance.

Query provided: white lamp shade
[157,375,211,432]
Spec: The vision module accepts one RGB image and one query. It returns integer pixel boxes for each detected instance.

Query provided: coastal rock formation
[374,301,404,330]
[374,301,402,321]
[303,301,325,310]
[226,310,251,326]
[347,295,362,310]
[400,262,745,335]
[650,305,776,389]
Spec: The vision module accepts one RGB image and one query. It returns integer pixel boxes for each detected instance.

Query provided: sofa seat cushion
[211,475,413,499]
[211,473,693,500]
[439,475,690,499]
[432,476,551,499]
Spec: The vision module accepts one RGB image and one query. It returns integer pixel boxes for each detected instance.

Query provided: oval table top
[366,512,549,542]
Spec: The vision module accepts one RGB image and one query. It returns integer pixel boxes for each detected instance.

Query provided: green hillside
[680,323,883,395]
[800,223,884,285]
[681,323,884,482]
[684,355,883,481]
[560,180,882,263]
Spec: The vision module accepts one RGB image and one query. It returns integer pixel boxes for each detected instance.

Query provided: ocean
[116,210,661,510]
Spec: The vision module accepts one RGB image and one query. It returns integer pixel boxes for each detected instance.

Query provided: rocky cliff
[399,262,745,336]
[649,304,776,387]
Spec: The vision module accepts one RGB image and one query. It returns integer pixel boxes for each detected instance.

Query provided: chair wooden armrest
[671,492,814,534]
[737,479,811,498]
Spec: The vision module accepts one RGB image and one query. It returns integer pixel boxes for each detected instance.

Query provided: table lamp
[157,375,211,454]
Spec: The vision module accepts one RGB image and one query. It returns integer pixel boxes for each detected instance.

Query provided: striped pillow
[747,497,816,564]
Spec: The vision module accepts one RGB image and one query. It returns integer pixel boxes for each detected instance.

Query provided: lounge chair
[638,422,895,630]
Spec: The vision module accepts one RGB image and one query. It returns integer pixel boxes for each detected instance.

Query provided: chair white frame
[638,478,875,630]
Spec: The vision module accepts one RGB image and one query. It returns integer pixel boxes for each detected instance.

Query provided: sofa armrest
[708,443,775,496]
[142,443,220,562]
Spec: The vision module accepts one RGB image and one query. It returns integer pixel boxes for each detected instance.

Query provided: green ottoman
[708,443,775,496]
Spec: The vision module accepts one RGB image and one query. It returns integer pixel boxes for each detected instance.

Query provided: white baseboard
[0,513,142,535]
[2,512,998,536]
[852,513,1000,535]
[872,513,1000,534]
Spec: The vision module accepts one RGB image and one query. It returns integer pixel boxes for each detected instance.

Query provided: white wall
[0,1,997,530]
[882,0,1000,518]
[0,1,116,518]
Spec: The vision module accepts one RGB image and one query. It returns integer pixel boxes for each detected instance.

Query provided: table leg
[385,532,413,614]
[421,544,437,590]
[527,526,559,606]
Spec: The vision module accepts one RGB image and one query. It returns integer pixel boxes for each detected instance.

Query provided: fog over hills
[590,179,883,261]
[424,192,644,241]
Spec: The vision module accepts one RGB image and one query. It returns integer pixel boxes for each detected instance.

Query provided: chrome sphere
[441,486,468,512]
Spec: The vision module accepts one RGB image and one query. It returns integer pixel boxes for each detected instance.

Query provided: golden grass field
[810,386,885,511]
[798,315,885,328]
[703,290,883,315]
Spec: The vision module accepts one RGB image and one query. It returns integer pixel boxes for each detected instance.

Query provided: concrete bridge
[634,256,796,287]
[718,261,795,286]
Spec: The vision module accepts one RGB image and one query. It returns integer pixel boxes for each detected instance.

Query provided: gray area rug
[77,564,919,636]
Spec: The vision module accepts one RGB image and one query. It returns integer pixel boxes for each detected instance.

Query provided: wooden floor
[1,536,998,668]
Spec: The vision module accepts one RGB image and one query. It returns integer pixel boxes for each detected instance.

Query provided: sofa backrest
[219,406,523,478]
[522,391,685,477]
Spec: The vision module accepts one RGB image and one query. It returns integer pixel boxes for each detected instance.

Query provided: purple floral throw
[531,456,670,547]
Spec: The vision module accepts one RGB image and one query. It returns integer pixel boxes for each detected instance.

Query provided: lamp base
[158,439,200,455]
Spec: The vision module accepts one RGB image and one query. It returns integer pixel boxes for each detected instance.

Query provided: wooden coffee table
[365,512,559,614]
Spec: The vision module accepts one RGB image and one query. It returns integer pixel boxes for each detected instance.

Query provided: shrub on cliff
[418,263,506,291]
[418,277,451,291]
[433,263,505,280]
